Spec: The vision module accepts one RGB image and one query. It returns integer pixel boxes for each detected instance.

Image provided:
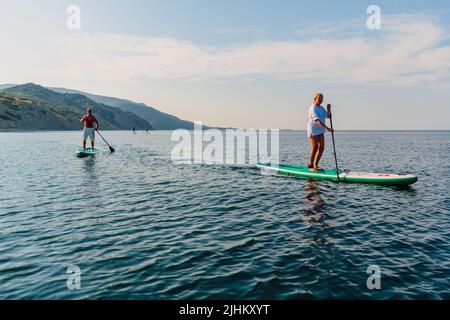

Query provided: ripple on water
[0,131,449,299]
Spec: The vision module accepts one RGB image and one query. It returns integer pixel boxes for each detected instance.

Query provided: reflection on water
[302,180,327,222]
[393,185,417,193]
[81,157,96,173]
[81,157,97,181]
[79,157,99,205]
[301,180,330,244]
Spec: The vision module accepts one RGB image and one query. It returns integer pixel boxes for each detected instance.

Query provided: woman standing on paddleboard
[307,93,333,171]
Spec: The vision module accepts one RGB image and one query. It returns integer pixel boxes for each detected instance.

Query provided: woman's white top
[307,104,330,137]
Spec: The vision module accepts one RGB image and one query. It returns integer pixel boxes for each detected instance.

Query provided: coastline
[1,129,449,133]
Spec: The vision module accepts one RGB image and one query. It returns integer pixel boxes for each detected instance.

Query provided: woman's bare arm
[315,119,333,132]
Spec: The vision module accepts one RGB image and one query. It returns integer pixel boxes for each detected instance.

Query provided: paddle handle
[329,113,340,182]
[95,129,109,146]
[95,129,115,153]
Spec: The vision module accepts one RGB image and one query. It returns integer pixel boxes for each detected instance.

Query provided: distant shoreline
[1,129,448,133]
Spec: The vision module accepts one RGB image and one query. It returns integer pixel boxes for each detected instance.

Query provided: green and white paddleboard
[256,163,418,186]
[75,148,97,158]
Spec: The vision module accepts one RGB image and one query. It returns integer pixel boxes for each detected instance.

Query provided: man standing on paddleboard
[307,93,333,171]
[80,107,99,150]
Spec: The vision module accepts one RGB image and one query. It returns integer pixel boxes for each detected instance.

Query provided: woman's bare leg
[309,136,318,168]
[314,134,325,169]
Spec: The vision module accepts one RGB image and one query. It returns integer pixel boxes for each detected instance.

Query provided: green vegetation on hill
[51,87,198,130]
[0,84,154,131]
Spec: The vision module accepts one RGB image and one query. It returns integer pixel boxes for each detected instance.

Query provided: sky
[0,0,449,129]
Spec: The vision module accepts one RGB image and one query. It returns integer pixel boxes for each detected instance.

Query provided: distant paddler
[80,107,99,150]
[306,93,334,171]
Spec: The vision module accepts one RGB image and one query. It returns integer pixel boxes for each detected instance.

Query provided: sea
[0,130,448,299]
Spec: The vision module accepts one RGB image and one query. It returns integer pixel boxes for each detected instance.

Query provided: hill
[51,87,197,130]
[0,84,153,131]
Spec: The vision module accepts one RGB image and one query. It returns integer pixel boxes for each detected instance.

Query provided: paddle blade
[109,146,116,153]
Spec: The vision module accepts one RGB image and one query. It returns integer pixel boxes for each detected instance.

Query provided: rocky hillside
[0,84,153,131]
[51,87,197,130]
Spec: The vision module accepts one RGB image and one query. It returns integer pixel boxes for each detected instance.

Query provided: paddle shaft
[329,114,340,182]
[95,129,115,153]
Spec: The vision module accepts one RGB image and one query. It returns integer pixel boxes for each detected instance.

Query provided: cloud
[1,14,449,87]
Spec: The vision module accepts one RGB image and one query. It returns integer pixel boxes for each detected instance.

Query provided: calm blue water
[0,131,449,299]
